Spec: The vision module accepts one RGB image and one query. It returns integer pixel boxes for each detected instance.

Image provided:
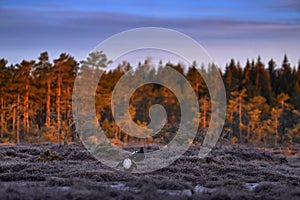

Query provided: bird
[116,147,145,172]
[117,158,137,172]
[129,147,145,162]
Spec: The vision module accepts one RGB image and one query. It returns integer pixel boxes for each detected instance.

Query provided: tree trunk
[24,84,29,134]
[0,96,4,138]
[56,65,62,146]
[230,109,233,138]
[46,78,51,127]
[114,125,121,143]
[247,125,250,142]
[258,129,262,145]
[12,105,16,141]
[203,98,207,128]
[3,97,6,135]
[275,115,278,146]
[16,95,20,144]
[239,96,242,142]
[2,97,7,138]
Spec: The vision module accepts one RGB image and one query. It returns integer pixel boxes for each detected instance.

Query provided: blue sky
[1,0,299,68]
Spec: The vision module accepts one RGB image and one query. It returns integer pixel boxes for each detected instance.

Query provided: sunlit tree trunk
[114,125,121,143]
[56,65,62,145]
[16,95,20,144]
[200,96,210,129]
[239,95,242,142]
[247,125,250,142]
[276,93,289,145]
[203,98,207,128]
[12,108,16,133]
[24,83,29,134]
[12,104,16,140]
[3,97,7,137]
[0,96,4,138]
[0,96,7,138]
[46,78,51,127]
[275,113,279,146]
[258,128,262,145]
[271,108,280,147]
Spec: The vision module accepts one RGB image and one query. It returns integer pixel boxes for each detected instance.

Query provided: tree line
[0,51,299,148]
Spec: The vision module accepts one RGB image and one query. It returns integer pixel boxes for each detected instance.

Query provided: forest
[0,51,299,149]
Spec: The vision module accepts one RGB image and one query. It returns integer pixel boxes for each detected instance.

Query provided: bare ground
[0,142,299,200]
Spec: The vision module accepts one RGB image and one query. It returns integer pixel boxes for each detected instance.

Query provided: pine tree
[267,59,277,105]
[229,88,247,142]
[33,52,54,128]
[0,59,9,140]
[16,60,35,136]
[246,96,268,144]
[278,54,294,95]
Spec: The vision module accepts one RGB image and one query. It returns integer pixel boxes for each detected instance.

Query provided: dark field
[0,143,299,200]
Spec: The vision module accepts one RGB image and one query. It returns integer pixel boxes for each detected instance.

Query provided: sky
[0,0,299,69]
